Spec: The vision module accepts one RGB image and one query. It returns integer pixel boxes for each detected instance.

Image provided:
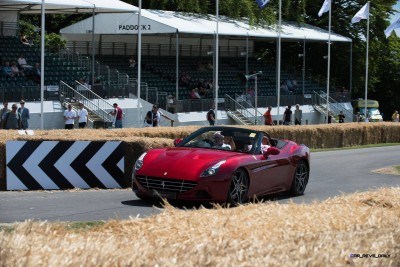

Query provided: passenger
[246,136,271,153]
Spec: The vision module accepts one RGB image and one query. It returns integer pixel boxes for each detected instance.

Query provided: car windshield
[178,127,261,153]
[360,107,380,116]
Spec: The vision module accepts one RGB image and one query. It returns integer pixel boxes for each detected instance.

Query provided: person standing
[207,105,216,126]
[3,104,21,130]
[392,110,399,122]
[63,104,76,129]
[0,101,10,127]
[77,102,88,128]
[17,100,30,129]
[283,105,292,125]
[327,112,332,124]
[144,104,174,127]
[294,104,302,125]
[338,111,346,123]
[263,106,273,125]
[110,103,123,128]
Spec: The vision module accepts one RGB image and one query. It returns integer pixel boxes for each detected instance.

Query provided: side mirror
[173,138,183,146]
[262,147,280,158]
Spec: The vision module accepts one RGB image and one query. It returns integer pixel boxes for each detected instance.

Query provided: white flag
[318,0,331,17]
[384,17,400,38]
[255,0,270,9]
[351,2,369,24]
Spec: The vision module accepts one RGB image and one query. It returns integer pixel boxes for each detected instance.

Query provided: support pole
[137,0,142,127]
[175,31,179,100]
[40,0,45,130]
[276,0,282,125]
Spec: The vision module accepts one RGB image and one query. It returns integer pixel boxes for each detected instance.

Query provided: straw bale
[0,124,399,190]
[1,187,399,266]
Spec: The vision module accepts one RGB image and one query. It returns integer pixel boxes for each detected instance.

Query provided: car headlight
[134,152,147,171]
[201,160,226,177]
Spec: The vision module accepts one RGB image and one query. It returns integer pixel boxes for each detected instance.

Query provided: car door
[246,135,291,197]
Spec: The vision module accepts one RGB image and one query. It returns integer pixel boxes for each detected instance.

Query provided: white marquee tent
[0,0,137,14]
[60,9,351,42]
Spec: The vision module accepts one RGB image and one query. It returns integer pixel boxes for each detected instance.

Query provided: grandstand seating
[0,36,90,102]
[1,35,325,103]
[96,54,325,100]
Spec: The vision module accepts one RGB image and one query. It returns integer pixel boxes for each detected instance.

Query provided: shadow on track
[121,192,300,210]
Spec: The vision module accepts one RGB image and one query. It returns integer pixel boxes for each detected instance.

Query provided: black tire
[290,161,309,196]
[227,169,249,205]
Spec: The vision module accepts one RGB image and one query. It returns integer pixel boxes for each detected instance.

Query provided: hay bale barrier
[0,187,399,266]
[0,123,399,190]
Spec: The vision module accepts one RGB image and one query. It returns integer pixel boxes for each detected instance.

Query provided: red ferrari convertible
[132,126,310,205]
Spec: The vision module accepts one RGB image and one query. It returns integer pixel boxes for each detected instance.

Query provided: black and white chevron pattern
[6,141,125,190]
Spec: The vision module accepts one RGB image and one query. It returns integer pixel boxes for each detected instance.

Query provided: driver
[213,132,231,150]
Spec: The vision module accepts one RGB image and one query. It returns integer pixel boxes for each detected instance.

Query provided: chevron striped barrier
[6,141,125,190]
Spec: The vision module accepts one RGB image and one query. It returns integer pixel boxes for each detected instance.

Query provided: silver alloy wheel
[228,169,249,205]
[291,161,309,195]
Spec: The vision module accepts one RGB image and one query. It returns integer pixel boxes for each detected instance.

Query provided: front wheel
[290,161,309,196]
[227,169,249,205]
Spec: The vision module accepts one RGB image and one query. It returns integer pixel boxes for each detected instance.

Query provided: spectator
[280,82,290,94]
[32,63,41,82]
[286,78,293,91]
[11,62,22,77]
[3,104,21,130]
[247,87,255,104]
[356,112,362,123]
[3,61,14,78]
[19,32,31,46]
[206,105,216,126]
[283,105,292,125]
[338,111,346,123]
[0,101,10,126]
[17,54,32,70]
[190,88,201,99]
[392,110,399,122]
[144,104,174,127]
[294,104,302,125]
[63,104,76,129]
[292,79,298,90]
[109,103,123,128]
[17,100,30,130]
[166,95,177,114]
[327,112,332,124]
[128,56,136,68]
[77,102,88,128]
[263,106,273,125]
[179,71,191,88]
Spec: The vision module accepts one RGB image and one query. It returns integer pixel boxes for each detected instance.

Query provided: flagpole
[276,0,282,125]
[215,0,219,124]
[364,2,370,122]
[325,0,332,124]
[137,0,142,127]
[40,0,45,130]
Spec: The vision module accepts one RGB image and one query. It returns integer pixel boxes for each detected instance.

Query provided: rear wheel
[290,161,309,196]
[227,169,249,205]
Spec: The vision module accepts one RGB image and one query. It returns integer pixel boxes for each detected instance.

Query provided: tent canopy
[60,9,351,42]
[0,0,138,14]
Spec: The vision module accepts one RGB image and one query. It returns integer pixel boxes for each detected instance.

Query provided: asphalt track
[1,145,399,223]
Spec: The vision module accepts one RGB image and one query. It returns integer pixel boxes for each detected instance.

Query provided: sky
[393,1,400,22]
[390,1,400,36]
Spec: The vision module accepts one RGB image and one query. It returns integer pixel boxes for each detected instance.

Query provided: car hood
[138,147,238,181]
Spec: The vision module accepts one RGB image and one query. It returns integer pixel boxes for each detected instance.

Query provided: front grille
[136,176,197,193]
